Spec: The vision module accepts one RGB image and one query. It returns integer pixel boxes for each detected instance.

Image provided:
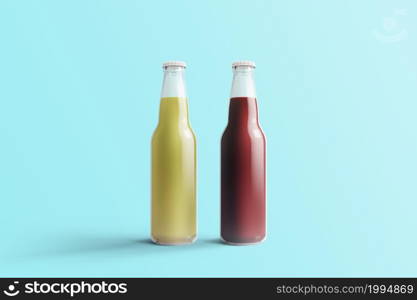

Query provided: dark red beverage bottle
[221,61,266,245]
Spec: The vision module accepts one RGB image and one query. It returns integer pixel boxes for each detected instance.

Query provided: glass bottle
[151,61,197,245]
[221,61,266,245]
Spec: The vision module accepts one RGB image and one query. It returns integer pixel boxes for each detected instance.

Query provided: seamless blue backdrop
[1,0,417,277]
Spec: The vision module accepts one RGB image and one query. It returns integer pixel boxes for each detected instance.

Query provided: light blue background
[1,0,416,277]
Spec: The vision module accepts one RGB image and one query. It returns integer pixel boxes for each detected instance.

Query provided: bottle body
[221,62,266,244]
[151,62,196,245]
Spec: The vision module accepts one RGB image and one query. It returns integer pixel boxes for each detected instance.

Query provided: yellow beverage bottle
[151,61,196,245]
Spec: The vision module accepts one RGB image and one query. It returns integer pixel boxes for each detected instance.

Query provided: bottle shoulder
[222,124,266,142]
[223,123,265,134]
[152,125,196,141]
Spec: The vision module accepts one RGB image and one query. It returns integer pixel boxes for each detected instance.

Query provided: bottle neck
[161,66,187,98]
[158,97,189,127]
[230,66,256,98]
[228,66,258,125]
[159,66,189,127]
[228,97,259,126]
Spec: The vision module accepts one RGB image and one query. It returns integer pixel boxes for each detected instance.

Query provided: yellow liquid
[151,97,196,244]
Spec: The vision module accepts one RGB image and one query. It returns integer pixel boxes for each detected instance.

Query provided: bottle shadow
[21,236,224,260]
[201,238,223,245]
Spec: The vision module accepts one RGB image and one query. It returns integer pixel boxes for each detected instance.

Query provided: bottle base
[221,236,266,246]
[151,235,196,246]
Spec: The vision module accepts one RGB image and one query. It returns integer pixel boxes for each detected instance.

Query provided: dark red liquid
[221,97,266,244]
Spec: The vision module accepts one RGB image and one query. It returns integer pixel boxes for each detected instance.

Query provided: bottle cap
[162,61,187,69]
[232,61,256,69]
